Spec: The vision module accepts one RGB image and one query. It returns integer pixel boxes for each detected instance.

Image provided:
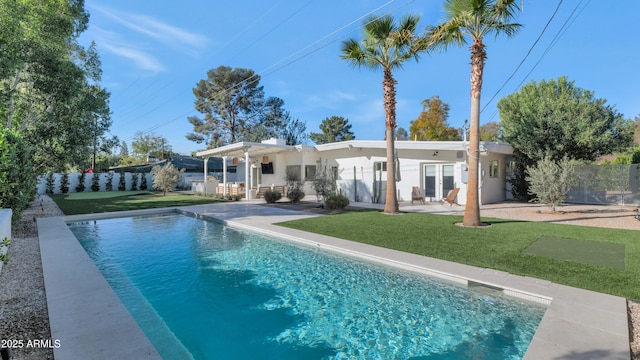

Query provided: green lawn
[51,191,224,215]
[276,211,640,300]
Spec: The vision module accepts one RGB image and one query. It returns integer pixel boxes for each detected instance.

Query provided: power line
[128,0,412,139]
[481,0,564,114]
[484,0,589,123]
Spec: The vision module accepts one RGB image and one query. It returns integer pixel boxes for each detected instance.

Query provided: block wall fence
[36,172,154,195]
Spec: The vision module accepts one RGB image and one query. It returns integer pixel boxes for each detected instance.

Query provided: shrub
[312,158,336,201]
[226,194,242,201]
[0,129,37,220]
[150,163,184,196]
[140,172,148,190]
[118,171,126,191]
[60,173,70,194]
[105,172,114,191]
[526,155,579,212]
[130,172,138,191]
[91,172,100,192]
[75,171,86,193]
[325,192,350,210]
[45,172,55,194]
[286,188,305,204]
[264,190,282,204]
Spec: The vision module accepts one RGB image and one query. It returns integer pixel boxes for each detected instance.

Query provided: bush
[264,190,282,204]
[118,171,126,191]
[105,172,114,191]
[150,163,184,196]
[60,173,70,194]
[45,172,55,194]
[325,192,350,210]
[140,173,148,190]
[131,172,138,191]
[0,129,37,220]
[75,171,86,193]
[286,188,305,204]
[526,155,578,212]
[91,173,100,192]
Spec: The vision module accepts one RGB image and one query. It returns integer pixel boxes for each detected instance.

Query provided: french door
[423,164,455,201]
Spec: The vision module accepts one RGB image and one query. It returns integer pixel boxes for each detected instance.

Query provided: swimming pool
[69,213,546,359]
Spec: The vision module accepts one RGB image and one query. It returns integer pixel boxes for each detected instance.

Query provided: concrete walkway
[38,202,630,359]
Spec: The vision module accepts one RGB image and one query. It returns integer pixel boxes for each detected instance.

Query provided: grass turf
[524,236,626,269]
[276,211,640,300]
[51,192,223,215]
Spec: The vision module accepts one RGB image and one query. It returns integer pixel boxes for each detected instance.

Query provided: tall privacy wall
[36,172,205,195]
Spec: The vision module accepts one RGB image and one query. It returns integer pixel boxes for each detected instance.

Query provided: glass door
[423,164,455,201]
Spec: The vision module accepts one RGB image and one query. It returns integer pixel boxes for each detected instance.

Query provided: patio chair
[441,188,460,206]
[411,186,425,205]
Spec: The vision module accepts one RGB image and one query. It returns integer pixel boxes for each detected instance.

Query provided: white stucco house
[195,138,514,205]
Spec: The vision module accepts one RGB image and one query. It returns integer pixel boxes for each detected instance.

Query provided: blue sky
[79,0,640,155]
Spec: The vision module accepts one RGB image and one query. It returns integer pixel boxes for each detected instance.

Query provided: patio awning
[195,141,301,159]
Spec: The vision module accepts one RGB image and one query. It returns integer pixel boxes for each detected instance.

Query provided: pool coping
[39,204,631,359]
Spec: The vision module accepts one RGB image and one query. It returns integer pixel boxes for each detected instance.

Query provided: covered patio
[195,138,311,200]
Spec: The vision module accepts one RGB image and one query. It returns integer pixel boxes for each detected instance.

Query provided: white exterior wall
[264,146,511,205]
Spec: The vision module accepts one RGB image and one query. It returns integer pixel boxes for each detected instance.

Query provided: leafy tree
[1,0,111,173]
[119,141,129,157]
[279,117,308,145]
[526,155,579,212]
[187,66,265,147]
[427,0,522,226]
[631,148,640,164]
[310,116,355,144]
[634,115,640,144]
[150,163,184,196]
[479,121,501,141]
[409,96,460,141]
[395,127,409,141]
[131,132,172,161]
[0,129,36,220]
[499,77,634,198]
[342,14,428,214]
[242,97,308,145]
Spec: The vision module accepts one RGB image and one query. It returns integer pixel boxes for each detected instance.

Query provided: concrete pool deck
[38,202,630,359]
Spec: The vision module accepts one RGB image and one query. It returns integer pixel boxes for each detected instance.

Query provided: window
[489,160,499,178]
[304,165,316,181]
[286,165,301,182]
[374,161,387,171]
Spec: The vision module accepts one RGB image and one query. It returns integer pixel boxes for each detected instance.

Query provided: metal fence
[567,164,640,206]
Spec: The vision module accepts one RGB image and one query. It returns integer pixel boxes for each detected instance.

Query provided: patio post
[244,149,250,200]
[222,155,228,197]
[203,156,208,183]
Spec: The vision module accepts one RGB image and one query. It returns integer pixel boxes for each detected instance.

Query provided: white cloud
[102,43,165,73]
[89,3,209,56]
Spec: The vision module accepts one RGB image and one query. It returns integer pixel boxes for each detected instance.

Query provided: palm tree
[341,14,428,214]
[427,0,521,226]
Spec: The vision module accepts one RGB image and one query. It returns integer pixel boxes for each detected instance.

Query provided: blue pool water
[69,213,545,360]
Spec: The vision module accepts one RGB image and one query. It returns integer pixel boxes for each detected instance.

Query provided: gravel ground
[0,196,639,358]
[0,195,62,360]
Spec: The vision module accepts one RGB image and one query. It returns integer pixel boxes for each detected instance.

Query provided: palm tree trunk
[463,39,486,226]
[383,69,399,213]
